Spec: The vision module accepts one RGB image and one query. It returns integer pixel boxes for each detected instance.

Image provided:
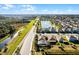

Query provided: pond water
[0,37,11,48]
[0,32,18,49]
[41,21,52,29]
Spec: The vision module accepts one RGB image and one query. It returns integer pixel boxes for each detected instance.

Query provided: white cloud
[0,7,79,14]
[2,4,14,10]
[2,7,9,9]
[22,5,35,11]
[40,9,79,14]
[5,4,14,8]
[62,9,79,14]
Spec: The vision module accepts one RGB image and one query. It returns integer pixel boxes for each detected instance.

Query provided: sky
[0,4,79,14]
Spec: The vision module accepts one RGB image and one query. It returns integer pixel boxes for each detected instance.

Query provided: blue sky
[0,4,79,14]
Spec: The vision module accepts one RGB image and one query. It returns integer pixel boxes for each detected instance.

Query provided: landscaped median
[6,19,36,55]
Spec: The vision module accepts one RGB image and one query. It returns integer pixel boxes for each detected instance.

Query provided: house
[48,36,57,45]
[65,27,72,33]
[59,36,69,45]
[69,35,78,44]
[37,36,49,47]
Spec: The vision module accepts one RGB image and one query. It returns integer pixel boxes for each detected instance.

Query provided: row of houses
[36,34,79,47]
[53,17,79,33]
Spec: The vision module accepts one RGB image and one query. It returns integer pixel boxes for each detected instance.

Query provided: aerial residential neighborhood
[31,15,79,55]
[0,4,79,55]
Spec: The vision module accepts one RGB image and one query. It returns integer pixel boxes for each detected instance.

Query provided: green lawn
[0,34,10,44]
[6,19,36,55]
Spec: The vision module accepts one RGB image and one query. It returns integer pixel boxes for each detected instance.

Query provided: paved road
[19,18,39,55]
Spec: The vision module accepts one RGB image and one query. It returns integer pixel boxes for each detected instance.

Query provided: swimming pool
[41,21,52,29]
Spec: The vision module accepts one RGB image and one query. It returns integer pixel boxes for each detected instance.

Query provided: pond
[0,37,11,48]
[0,31,18,49]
